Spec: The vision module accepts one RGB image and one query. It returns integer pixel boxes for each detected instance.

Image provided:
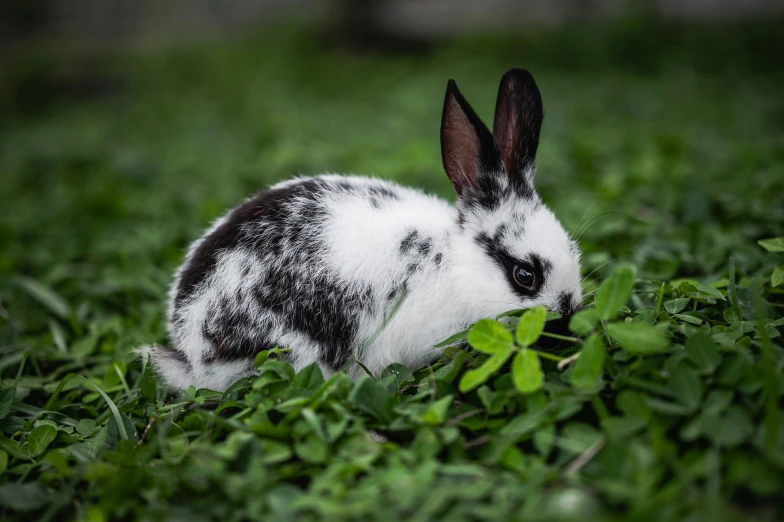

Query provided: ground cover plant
[0,20,783,521]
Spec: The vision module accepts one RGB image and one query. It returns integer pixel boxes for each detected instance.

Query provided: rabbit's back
[163,175,456,389]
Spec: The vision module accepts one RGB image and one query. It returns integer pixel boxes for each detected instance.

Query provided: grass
[1,20,784,521]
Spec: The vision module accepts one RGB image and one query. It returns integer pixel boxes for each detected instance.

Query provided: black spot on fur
[493,224,508,243]
[155,345,193,372]
[202,303,273,361]
[173,177,378,370]
[337,180,399,204]
[399,230,419,254]
[406,262,419,274]
[476,232,506,272]
[368,185,400,200]
[461,175,506,212]
[417,238,433,256]
[434,253,443,266]
[475,232,550,299]
[175,179,322,305]
[512,180,535,200]
[201,263,372,369]
[387,280,407,301]
[529,253,553,279]
[260,267,371,370]
[558,292,577,316]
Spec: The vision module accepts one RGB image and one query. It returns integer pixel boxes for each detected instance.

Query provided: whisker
[571,192,600,238]
[574,210,619,241]
[580,255,635,305]
[574,209,607,240]
[581,258,616,283]
[572,178,610,238]
[585,253,634,283]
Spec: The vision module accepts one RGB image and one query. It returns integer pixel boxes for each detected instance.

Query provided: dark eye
[512,264,536,290]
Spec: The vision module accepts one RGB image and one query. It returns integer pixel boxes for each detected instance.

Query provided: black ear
[493,68,543,187]
[440,79,501,197]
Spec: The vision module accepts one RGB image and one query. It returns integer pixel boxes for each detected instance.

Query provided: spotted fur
[140,68,583,391]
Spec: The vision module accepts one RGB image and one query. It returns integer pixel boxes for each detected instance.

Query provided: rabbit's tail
[135,344,257,392]
[135,344,196,390]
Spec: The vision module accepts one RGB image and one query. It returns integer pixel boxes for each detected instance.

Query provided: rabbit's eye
[512,264,536,290]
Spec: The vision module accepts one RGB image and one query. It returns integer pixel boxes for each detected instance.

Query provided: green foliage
[515,305,547,347]
[607,322,670,354]
[569,335,605,391]
[772,267,784,287]
[758,238,784,253]
[595,264,636,320]
[27,425,56,457]
[467,319,514,353]
[512,349,544,394]
[1,20,784,522]
[460,307,548,394]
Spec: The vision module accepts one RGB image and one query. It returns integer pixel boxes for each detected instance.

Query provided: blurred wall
[3,0,784,46]
[382,0,783,35]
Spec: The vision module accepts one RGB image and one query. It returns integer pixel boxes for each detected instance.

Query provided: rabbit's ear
[493,68,543,189]
[440,79,502,197]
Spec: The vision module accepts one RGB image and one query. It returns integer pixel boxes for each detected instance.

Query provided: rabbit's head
[442,69,582,319]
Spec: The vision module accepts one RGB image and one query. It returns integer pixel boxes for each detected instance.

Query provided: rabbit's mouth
[536,308,580,351]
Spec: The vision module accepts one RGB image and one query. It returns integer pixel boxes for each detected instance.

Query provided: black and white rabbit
[143,68,583,391]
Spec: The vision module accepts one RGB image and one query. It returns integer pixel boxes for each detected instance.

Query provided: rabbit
[141,68,583,391]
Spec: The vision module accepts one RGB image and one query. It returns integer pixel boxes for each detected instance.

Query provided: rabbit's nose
[535,294,581,350]
[558,292,582,316]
